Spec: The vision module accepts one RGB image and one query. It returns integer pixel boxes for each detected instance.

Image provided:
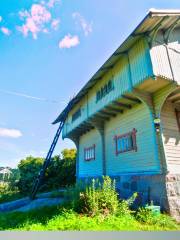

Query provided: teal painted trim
[76,142,80,180]
[149,108,161,172]
[144,36,155,77]
[78,170,161,179]
[127,52,133,91]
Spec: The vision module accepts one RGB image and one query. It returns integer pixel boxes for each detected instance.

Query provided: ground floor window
[84,144,96,161]
[114,128,137,155]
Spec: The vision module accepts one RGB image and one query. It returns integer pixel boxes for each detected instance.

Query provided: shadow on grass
[0,203,69,230]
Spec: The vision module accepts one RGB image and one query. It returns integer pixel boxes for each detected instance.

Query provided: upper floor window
[175,109,180,131]
[96,80,114,102]
[84,144,96,161]
[72,108,81,122]
[114,128,137,155]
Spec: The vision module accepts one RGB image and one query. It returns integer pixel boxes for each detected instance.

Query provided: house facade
[54,10,180,220]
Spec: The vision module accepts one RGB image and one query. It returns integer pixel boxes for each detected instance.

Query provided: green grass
[0,204,179,231]
[0,191,23,204]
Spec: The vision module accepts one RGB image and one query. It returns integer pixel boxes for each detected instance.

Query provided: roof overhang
[53,9,180,124]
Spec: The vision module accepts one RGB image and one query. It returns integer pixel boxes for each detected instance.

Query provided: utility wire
[0,89,66,105]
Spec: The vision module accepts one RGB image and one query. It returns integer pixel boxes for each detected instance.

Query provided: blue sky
[0,0,180,167]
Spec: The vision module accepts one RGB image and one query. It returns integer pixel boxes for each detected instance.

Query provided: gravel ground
[0,190,65,213]
[13,197,64,212]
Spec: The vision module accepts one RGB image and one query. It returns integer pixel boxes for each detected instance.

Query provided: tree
[17,156,43,194]
[17,148,77,195]
[61,148,76,160]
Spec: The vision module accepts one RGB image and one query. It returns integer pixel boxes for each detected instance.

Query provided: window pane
[115,129,137,155]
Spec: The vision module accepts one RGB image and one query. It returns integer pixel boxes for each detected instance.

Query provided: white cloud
[0,16,2,22]
[59,34,80,49]
[1,27,11,36]
[51,18,60,30]
[0,128,22,138]
[72,12,92,36]
[17,3,52,39]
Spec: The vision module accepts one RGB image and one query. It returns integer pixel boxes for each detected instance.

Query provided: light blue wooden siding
[129,38,153,86]
[88,56,131,116]
[105,103,160,175]
[62,37,154,137]
[150,28,180,84]
[78,128,103,177]
[62,98,88,138]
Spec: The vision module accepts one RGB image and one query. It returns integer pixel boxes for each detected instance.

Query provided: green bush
[117,193,138,216]
[135,206,176,228]
[69,176,119,216]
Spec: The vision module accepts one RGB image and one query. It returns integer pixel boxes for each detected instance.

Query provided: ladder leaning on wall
[30,100,74,200]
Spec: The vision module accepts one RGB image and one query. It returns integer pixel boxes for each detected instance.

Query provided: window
[96,80,114,102]
[175,109,180,131]
[114,128,137,155]
[72,108,81,122]
[84,144,96,161]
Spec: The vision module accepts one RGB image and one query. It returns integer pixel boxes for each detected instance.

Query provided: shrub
[117,193,138,216]
[135,207,154,223]
[69,176,119,216]
[135,206,176,227]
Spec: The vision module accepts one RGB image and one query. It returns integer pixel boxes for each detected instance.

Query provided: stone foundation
[112,174,169,211]
[166,174,180,222]
[78,173,180,221]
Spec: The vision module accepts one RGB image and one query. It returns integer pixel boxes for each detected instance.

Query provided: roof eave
[53,9,180,124]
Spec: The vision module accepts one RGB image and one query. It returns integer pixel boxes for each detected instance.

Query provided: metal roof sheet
[53,9,180,124]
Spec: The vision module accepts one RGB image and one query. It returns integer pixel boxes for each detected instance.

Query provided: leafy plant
[70,176,119,216]
[135,206,176,228]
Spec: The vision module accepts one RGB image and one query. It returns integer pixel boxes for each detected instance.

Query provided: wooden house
[54,9,180,220]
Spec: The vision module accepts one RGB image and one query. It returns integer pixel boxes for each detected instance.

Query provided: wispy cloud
[0,128,22,138]
[59,34,80,49]
[0,16,2,22]
[47,0,61,8]
[51,18,60,30]
[72,12,92,36]
[0,89,65,104]
[1,27,11,36]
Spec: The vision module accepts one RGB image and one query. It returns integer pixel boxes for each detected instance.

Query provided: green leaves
[17,149,76,195]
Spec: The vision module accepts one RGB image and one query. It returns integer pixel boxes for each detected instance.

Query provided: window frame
[114,128,137,155]
[175,109,180,132]
[84,144,96,161]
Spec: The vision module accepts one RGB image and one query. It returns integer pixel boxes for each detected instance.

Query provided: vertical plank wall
[150,28,180,84]
[105,103,160,175]
[161,100,180,173]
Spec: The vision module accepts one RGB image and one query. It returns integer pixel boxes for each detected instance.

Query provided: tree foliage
[61,148,76,160]
[17,156,44,194]
[17,149,77,195]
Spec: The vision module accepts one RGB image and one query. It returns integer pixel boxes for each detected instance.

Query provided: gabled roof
[53,9,180,124]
